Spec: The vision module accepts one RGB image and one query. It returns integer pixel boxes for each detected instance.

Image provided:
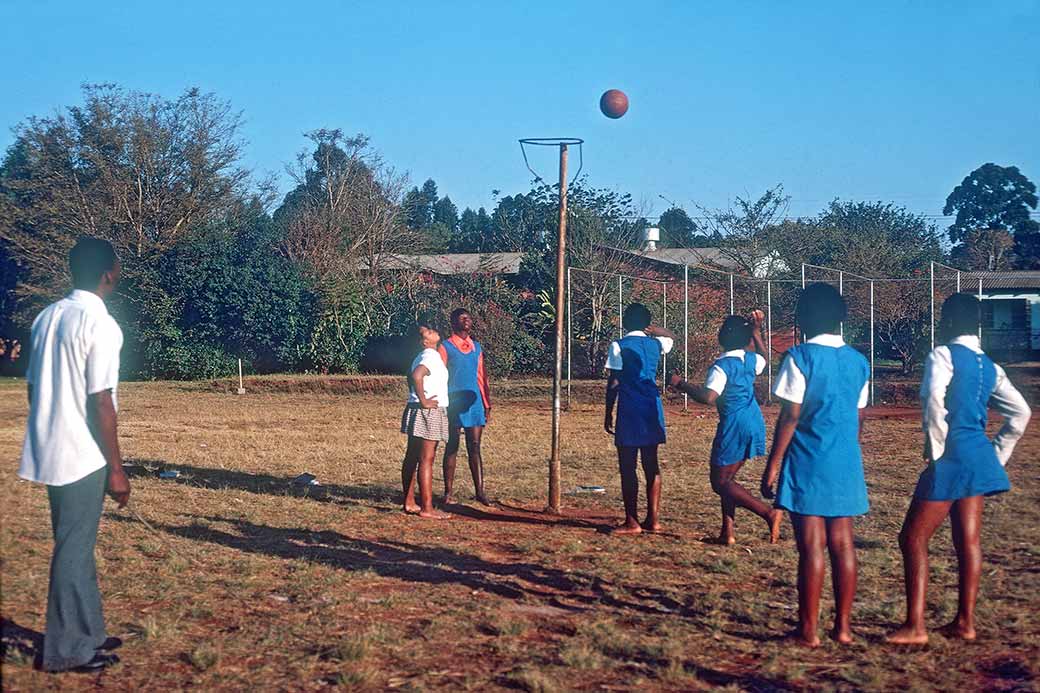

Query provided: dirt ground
[1,377,1037,691]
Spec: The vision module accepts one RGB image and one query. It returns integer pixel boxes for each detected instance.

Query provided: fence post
[870,280,875,406]
[978,277,984,343]
[766,280,773,404]
[684,264,689,411]
[839,271,844,339]
[930,261,935,350]
[801,263,806,289]
[729,273,735,314]
[618,275,623,338]
[566,266,572,407]
[661,281,667,387]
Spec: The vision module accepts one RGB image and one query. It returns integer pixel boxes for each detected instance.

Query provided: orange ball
[600,89,629,119]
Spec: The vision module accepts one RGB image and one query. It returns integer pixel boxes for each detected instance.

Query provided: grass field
[1,375,1037,691]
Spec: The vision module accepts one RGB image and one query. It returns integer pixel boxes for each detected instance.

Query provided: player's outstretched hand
[748,309,765,327]
[666,372,684,391]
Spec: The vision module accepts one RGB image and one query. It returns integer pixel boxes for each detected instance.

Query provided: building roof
[964,271,1040,291]
[617,247,741,270]
[378,252,523,275]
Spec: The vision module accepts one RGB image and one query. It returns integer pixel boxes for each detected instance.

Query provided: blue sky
[2,1,1037,224]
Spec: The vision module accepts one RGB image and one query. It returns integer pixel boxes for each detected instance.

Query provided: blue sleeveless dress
[443,339,487,428]
[914,344,1011,500]
[614,334,666,448]
[710,352,767,466]
[775,344,870,517]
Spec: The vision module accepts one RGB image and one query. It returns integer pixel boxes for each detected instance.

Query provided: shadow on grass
[113,513,702,619]
[1,618,43,670]
[123,459,399,511]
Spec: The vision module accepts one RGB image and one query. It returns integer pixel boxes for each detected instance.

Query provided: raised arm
[990,366,1032,466]
[87,389,130,508]
[747,310,767,357]
[645,324,678,342]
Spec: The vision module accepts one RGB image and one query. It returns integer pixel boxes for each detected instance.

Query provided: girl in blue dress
[604,304,677,535]
[761,283,870,647]
[887,294,1031,645]
[439,308,492,505]
[668,311,783,545]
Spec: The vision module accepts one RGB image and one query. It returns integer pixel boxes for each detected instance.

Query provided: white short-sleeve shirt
[705,349,767,395]
[920,335,1031,465]
[408,348,450,407]
[772,333,869,409]
[605,331,674,371]
[20,290,124,486]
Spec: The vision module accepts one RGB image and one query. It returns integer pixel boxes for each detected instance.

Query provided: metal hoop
[518,137,584,184]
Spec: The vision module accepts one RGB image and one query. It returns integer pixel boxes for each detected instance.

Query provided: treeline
[1,85,1036,380]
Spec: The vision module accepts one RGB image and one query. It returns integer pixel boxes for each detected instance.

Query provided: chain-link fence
[566,261,988,408]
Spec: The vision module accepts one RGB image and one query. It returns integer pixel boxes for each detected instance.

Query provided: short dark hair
[69,237,117,289]
[622,303,652,331]
[940,293,981,338]
[450,308,470,325]
[413,316,440,342]
[796,283,846,337]
[718,315,753,351]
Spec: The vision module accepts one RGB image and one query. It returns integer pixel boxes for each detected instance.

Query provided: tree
[700,185,791,275]
[0,84,251,376]
[944,163,1039,269]
[657,206,714,247]
[275,129,417,371]
[452,207,494,252]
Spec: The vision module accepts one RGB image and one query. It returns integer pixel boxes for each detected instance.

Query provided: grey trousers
[43,466,108,671]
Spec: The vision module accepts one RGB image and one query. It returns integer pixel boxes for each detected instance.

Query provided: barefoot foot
[610,522,643,536]
[768,509,783,544]
[830,628,854,645]
[418,509,452,520]
[641,519,663,533]
[404,502,421,514]
[786,630,821,648]
[885,624,929,645]
[442,495,455,506]
[474,492,492,506]
[938,620,976,641]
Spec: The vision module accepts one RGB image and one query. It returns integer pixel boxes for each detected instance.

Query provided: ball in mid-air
[599,89,629,119]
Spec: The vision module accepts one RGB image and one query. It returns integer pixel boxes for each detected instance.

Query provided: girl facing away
[604,303,677,535]
[400,322,452,520]
[761,283,871,647]
[887,294,1031,645]
[668,311,783,545]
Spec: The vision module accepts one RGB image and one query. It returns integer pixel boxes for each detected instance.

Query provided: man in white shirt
[20,237,129,673]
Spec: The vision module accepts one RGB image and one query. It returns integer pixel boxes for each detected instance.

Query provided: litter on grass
[292,473,320,487]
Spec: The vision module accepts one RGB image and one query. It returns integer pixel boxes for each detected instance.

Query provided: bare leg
[640,446,662,532]
[886,497,952,644]
[826,516,857,644]
[401,436,421,513]
[791,513,825,647]
[441,425,461,504]
[419,439,450,520]
[612,446,642,535]
[940,496,982,640]
[711,461,782,543]
[464,426,491,505]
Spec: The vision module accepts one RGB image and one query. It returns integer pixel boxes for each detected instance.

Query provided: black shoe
[69,653,119,672]
[98,637,123,652]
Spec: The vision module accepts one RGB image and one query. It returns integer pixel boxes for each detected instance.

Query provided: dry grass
[1,375,1038,691]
